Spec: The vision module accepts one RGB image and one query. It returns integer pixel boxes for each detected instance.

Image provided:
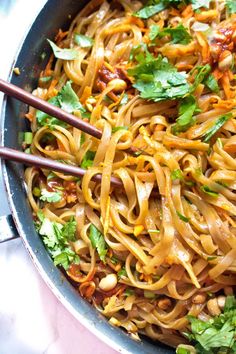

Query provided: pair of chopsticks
[0,78,124,187]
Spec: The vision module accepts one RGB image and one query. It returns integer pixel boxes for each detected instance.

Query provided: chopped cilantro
[81,151,95,169]
[40,189,62,203]
[74,34,94,48]
[118,267,128,278]
[38,216,79,270]
[191,0,211,10]
[47,39,79,60]
[128,51,190,102]
[191,64,212,92]
[177,211,189,222]
[134,0,182,19]
[186,296,236,353]
[134,0,210,19]
[226,0,236,13]
[89,224,107,263]
[36,81,85,129]
[120,93,129,105]
[204,74,219,93]
[47,172,57,180]
[200,185,219,197]
[172,95,198,134]
[202,113,232,143]
[171,169,184,180]
[58,81,85,114]
[158,24,192,45]
[110,256,119,265]
[124,288,135,296]
[149,24,160,41]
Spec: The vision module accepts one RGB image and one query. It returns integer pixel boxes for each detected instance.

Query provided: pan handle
[0,214,19,243]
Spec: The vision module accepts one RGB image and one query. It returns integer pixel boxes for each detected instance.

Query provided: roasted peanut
[99,273,118,291]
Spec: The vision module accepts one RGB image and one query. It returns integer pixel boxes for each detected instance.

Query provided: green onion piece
[24,132,33,144]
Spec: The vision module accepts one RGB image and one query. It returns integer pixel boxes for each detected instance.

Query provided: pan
[0,0,173,353]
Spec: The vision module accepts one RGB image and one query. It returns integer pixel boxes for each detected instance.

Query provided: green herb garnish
[200,185,219,197]
[177,211,190,222]
[171,169,184,180]
[158,24,192,45]
[38,215,79,270]
[134,0,210,19]
[128,51,190,102]
[185,296,236,353]
[172,95,198,134]
[226,0,236,13]
[118,267,128,278]
[202,113,232,143]
[89,224,107,263]
[36,81,85,129]
[47,39,79,60]
[74,34,94,48]
[39,189,62,203]
[81,151,96,169]
[24,132,33,145]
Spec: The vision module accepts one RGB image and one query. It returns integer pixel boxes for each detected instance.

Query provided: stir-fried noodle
[24,0,236,351]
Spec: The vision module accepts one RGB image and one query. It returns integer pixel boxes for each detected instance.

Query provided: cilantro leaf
[202,113,233,143]
[40,189,62,203]
[81,151,96,169]
[187,296,236,353]
[134,1,168,19]
[177,211,189,222]
[47,39,79,60]
[134,0,182,19]
[89,224,107,263]
[204,74,219,93]
[36,81,85,129]
[124,288,135,296]
[117,267,128,278]
[191,64,212,92]
[54,249,80,269]
[120,93,129,105]
[38,216,79,270]
[159,24,192,45]
[200,185,219,197]
[134,0,210,19]
[172,95,198,134]
[36,96,67,129]
[61,217,77,241]
[58,81,86,114]
[191,0,211,10]
[226,0,236,13]
[74,34,94,48]
[128,52,190,102]
[149,24,160,41]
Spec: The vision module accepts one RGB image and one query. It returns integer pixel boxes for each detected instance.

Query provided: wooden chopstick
[0,78,102,139]
[0,79,139,156]
[0,146,123,187]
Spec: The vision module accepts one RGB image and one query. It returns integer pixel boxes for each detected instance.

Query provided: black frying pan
[0,1,174,353]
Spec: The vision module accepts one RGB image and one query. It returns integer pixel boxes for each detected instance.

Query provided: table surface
[0,2,117,353]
